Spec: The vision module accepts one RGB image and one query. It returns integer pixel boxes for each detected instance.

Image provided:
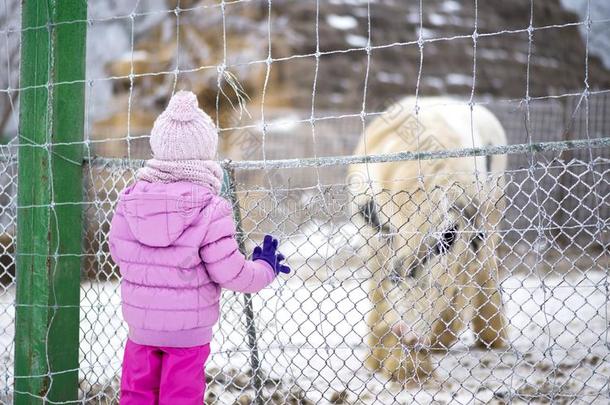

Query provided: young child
[108,90,290,404]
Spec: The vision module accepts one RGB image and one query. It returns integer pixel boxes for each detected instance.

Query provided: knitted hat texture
[149,91,218,161]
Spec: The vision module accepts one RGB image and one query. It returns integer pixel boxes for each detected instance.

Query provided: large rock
[93,0,610,158]
[266,0,610,109]
[0,0,596,159]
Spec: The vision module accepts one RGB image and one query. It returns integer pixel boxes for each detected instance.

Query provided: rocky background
[1,0,609,159]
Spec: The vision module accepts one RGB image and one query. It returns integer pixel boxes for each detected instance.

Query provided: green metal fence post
[14,1,87,403]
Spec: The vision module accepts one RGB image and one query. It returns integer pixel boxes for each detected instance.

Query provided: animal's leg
[430,294,466,350]
[364,306,386,372]
[382,338,433,384]
[471,237,507,349]
[363,245,390,372]
[364,279,395,373]
[366,280,433,383]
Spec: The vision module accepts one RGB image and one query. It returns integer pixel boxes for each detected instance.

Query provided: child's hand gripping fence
[1,0,610,404]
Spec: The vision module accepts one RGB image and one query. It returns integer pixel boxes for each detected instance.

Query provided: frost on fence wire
[1,0,610,404]
[0,156,16,403]
[69,155,610,404]
[0,153,608,403]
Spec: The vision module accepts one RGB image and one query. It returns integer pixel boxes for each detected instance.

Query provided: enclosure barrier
[1,0,609,404]
[6,136,610,404]
[223,166,264,405]
[13,1,86,404]
[76,138,608,405]
[9,141,610,403]
[76,152,610,404]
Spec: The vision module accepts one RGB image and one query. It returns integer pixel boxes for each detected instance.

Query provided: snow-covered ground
[1,237,608,404]
[205,263,610,404]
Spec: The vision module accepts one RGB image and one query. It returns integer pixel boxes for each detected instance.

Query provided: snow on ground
[1,230,609,404]
[445,73,473,87]
[0,287,14,403]
[326,15,359,31]
[206,266,610,404]
[345,34,368,48]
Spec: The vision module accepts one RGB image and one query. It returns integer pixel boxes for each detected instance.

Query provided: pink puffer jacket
[108,180,276,348]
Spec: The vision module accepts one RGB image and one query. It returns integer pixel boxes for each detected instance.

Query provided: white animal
[347,97,508,383]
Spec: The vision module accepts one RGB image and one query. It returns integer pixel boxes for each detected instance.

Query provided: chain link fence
[3,148,609,403]
[89,151,610,404]
[1,0,610,404]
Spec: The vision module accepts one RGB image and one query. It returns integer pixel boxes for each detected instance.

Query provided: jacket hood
[119,181,215,247]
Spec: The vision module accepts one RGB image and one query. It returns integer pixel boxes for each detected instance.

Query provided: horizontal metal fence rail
[81,136,610,170]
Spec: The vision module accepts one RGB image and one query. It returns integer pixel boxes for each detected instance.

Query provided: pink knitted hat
[138,91,223,193]
[149,91,218,161]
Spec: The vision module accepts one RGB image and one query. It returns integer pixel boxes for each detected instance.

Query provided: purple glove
[252,235,291,275]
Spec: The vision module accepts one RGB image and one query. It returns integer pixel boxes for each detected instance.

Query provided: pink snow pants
[120,339,211,405]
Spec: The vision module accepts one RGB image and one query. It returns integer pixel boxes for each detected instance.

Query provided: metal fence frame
[7,0,610,403]
[13,1,86,403]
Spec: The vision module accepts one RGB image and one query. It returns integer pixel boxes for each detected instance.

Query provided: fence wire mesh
[1,0,610,404]
[76,154,610,404]
[4,151,609,404]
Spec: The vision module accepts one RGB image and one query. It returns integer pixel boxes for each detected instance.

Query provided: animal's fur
[347,97,508,384]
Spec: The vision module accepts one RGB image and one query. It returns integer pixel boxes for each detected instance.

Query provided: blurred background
[1,2,609,403]
[1,0,610,166]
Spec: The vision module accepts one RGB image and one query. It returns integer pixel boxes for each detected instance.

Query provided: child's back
[110,180,276,347]
[108,91,289,404]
